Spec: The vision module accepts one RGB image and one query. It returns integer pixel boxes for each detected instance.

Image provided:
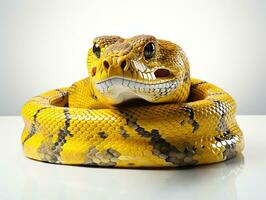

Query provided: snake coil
[21,35,244,167]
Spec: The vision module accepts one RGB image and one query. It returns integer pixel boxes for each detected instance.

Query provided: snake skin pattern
[21,35,244,167]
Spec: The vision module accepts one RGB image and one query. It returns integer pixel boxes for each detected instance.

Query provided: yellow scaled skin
[21,35,244,167]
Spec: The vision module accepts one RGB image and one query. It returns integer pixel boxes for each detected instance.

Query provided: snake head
[88,35,190,105]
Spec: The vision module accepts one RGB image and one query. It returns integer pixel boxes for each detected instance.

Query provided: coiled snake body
[21,35,244,167]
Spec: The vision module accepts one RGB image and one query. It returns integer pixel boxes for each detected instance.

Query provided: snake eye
[93,43,101,58]
[144,42,156,60]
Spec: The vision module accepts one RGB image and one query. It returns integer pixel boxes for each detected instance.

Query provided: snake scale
[21,35,244,167]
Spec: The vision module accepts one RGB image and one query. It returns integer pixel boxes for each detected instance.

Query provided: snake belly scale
[21,35,244,167]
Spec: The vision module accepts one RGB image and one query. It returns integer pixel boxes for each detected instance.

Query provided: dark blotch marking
[183,71,189,82]
[38,109,73,163]
[212,100,238,160]
[180,106,199,133]
[23,107,46,145]
[55,109,73,143]
[213,100,231,133]
[120,110,198,166]
[120,126,129,138]
[85,147,121,167]
[98,131,108,139]
[215,130,239,160]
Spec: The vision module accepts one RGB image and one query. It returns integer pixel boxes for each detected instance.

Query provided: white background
[0,0,265,115]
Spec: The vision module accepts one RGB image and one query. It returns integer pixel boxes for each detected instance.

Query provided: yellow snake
[21,35,244,167]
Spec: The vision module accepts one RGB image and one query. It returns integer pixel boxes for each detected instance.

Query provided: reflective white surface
[0,116,265,200]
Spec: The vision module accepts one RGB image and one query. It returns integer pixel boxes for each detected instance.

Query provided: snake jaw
[93,57,182,104]
[95,76,180,104]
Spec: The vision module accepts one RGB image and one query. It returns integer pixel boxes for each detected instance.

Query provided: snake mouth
[95,76,179,103]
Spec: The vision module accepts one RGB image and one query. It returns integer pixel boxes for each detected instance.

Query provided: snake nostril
[103,60,110,69]
[91,67,96,76]
[120,60,127,70]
